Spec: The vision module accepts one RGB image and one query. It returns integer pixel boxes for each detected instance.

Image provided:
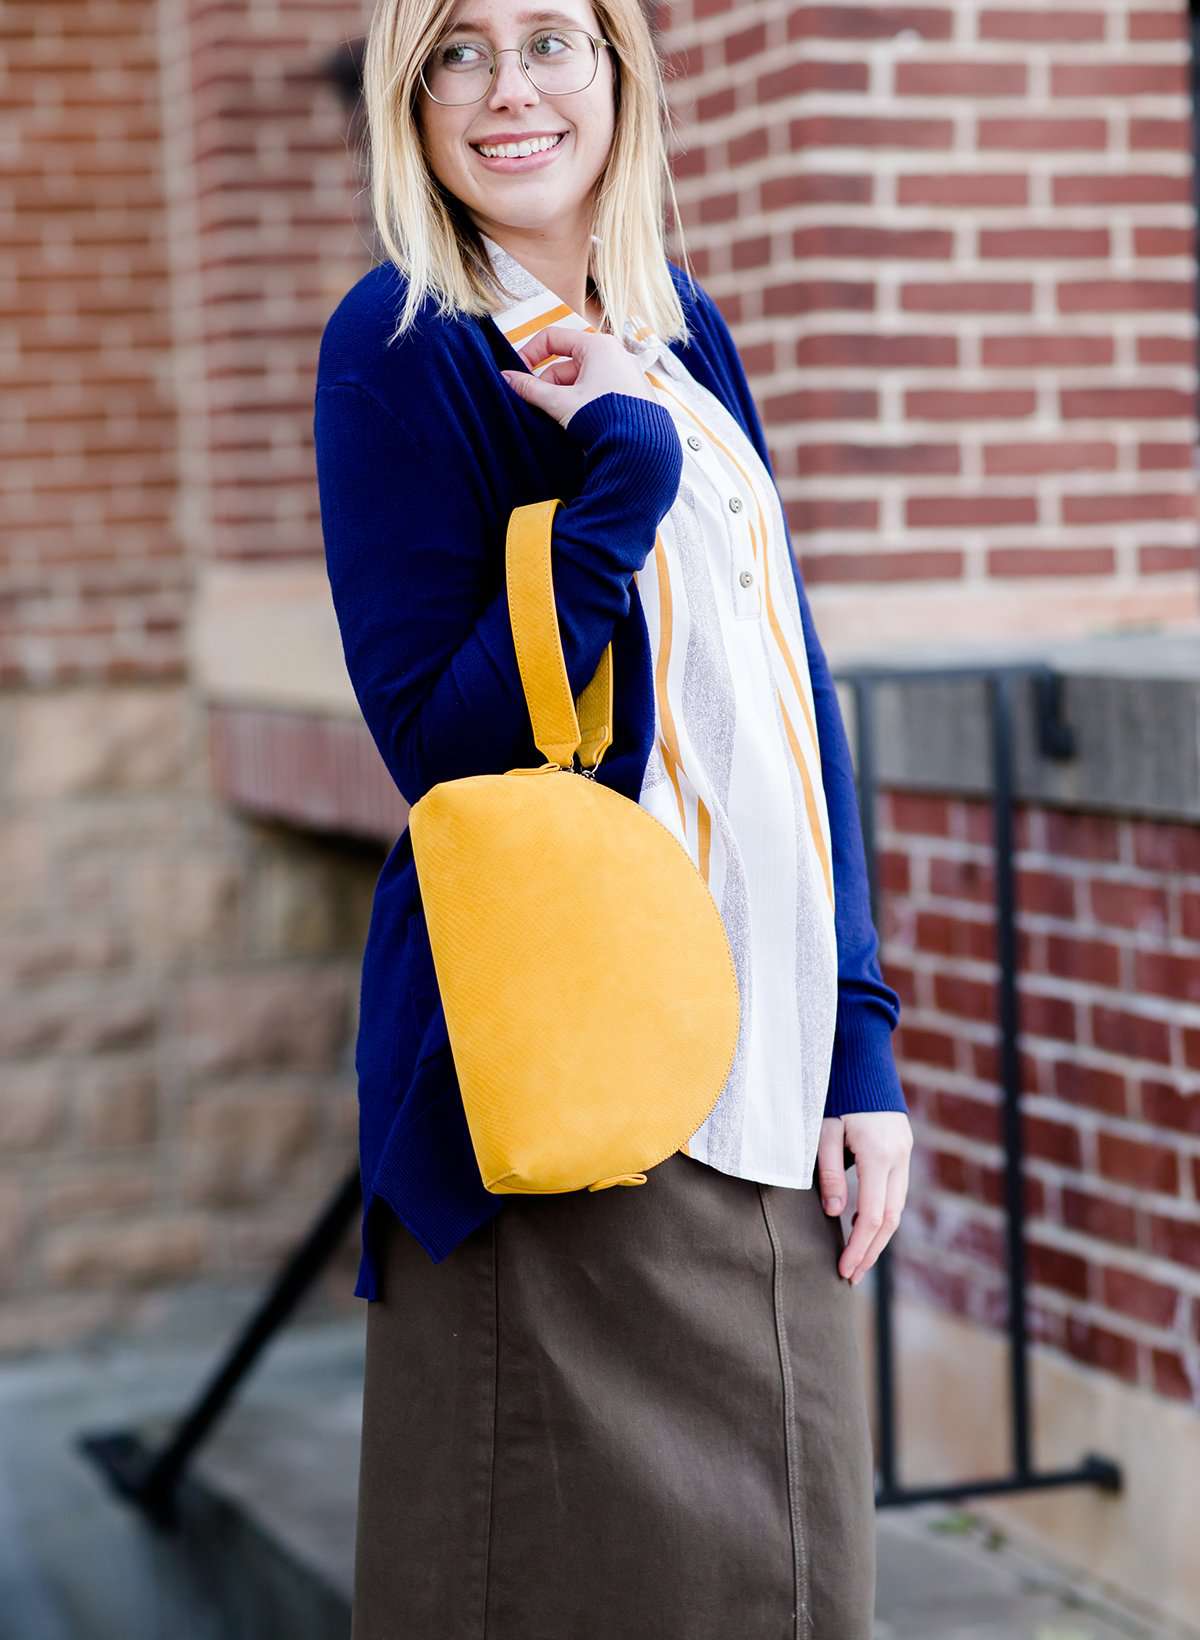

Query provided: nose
[486,46,540,110]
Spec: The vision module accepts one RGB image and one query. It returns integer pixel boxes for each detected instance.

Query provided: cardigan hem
[353,1063,507,1299]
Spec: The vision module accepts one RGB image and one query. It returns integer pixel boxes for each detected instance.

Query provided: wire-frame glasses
[420,26,611,105]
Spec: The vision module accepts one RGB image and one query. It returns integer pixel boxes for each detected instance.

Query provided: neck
[478,218,596,325]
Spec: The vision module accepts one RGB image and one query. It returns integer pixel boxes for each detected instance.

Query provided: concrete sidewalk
[0,1304,1189,1639]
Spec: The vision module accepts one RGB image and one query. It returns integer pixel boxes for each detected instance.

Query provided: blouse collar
[479,230,679,382]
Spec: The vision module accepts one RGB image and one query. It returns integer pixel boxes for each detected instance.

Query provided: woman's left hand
[817,1112,913,1286]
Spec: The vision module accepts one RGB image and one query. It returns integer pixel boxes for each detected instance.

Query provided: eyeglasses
[419,26,611,105]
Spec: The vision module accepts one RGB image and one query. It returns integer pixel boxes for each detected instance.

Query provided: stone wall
[0,683,381,1354]
[2,0,373,1354]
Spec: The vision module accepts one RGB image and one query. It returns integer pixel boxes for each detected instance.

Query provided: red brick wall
[879,792,1200,1403]
[7,1,1196,684]
[162,0,367,570]
[4,0,183,684]
[656,1,1199,638]
[2,0,368,689]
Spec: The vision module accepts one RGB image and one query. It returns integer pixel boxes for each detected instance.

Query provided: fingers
[517,323,588,371]
[840,1148,909,1286]
[816,1117,847,1215]
[835,1113,912,1285]
[499,336,580,424]
[839,1159,885,1283]
[531,359,578,388]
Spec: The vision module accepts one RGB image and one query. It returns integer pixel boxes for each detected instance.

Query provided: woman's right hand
[499,324,659,432]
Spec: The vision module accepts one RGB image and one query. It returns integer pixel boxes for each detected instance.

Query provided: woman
[313,2,914,1635]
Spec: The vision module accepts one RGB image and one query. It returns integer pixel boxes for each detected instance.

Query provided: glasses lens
[424,29,596,104]
[525,29,596,95]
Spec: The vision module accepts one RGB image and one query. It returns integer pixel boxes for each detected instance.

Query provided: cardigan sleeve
[693,288,908,1120]
[313,380,682,809]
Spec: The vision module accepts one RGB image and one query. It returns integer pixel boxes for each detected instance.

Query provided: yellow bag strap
[506,498,614,772]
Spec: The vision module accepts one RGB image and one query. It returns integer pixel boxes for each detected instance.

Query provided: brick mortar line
[675,149,1193,173]
[661,41,1189,71]
[894,981,1200,1016]
[898,1069,1200,1116]
[667,96,1190,126]
[903,1095,1200,1139]
[879,835,1200,873]
[906,1120,1200,1206]
[897,1223,1200,1303]
[1019,1096,1200,1140]
[886,905,1199,933]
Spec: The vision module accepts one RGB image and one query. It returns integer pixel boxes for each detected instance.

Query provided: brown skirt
[351,1151,877,1640]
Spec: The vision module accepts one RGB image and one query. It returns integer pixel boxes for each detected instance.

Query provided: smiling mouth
[469,132,568,162]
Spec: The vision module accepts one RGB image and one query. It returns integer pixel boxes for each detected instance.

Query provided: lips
[468,132,567,154]
[468,131,567,164]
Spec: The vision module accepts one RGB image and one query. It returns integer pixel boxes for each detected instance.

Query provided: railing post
[989,670,1033,1480]
[834,658,1119,1509]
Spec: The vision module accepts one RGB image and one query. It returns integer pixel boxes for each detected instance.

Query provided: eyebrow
[443,9,585,34]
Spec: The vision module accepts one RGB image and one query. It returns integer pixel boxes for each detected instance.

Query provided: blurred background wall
[2,0,380,1352]
[4,2,1200,1618]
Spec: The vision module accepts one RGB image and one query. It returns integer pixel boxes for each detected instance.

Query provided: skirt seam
[758,1181,813,1640]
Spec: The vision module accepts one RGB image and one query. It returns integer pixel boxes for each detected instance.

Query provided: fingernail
[827,1196,843,1213]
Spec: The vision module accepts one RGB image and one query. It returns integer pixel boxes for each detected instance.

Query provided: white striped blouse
[482,232,839,1190]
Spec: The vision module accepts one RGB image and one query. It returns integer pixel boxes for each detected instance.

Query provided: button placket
[677,407,760,620]
[727,494,759,618]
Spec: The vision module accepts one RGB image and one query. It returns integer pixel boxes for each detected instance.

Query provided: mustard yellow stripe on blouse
[695,783,712,886]
[645,367,829,890]
[777,683,834,910]
[638,534,715,885]
[653,489,715,883]
[644,367,821,759]
[500,301,575,346]
[645,536,688,835]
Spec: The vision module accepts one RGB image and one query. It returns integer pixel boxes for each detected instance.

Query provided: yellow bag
[407,498,741,1196]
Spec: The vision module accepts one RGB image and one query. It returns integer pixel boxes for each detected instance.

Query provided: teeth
[474,133,564,159]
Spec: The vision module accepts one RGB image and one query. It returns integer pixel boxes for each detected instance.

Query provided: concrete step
[133,1373,360,1639]
[0,1297,362,1640]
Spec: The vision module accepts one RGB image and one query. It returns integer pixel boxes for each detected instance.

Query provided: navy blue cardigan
[313,259,907,1300]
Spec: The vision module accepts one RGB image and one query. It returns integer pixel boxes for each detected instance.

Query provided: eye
[438,39,487,67]
[528,30,570,58]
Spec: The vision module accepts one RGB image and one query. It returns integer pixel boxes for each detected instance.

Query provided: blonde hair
[359,0,696,346]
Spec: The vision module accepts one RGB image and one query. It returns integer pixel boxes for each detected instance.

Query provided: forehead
[443,6,593,32]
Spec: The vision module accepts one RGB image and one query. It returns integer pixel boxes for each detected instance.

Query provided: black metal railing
[79,659,1121,1526]
[836,659,1120,1506]
[77,1169,363,1529]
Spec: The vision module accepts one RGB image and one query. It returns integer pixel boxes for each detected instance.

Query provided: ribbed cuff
[824,1004,909,1117]
[564,390,683,516]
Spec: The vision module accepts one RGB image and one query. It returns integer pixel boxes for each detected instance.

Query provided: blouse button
[686,434,701,450]
[729,496,743,513]
[739,569,754,588]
